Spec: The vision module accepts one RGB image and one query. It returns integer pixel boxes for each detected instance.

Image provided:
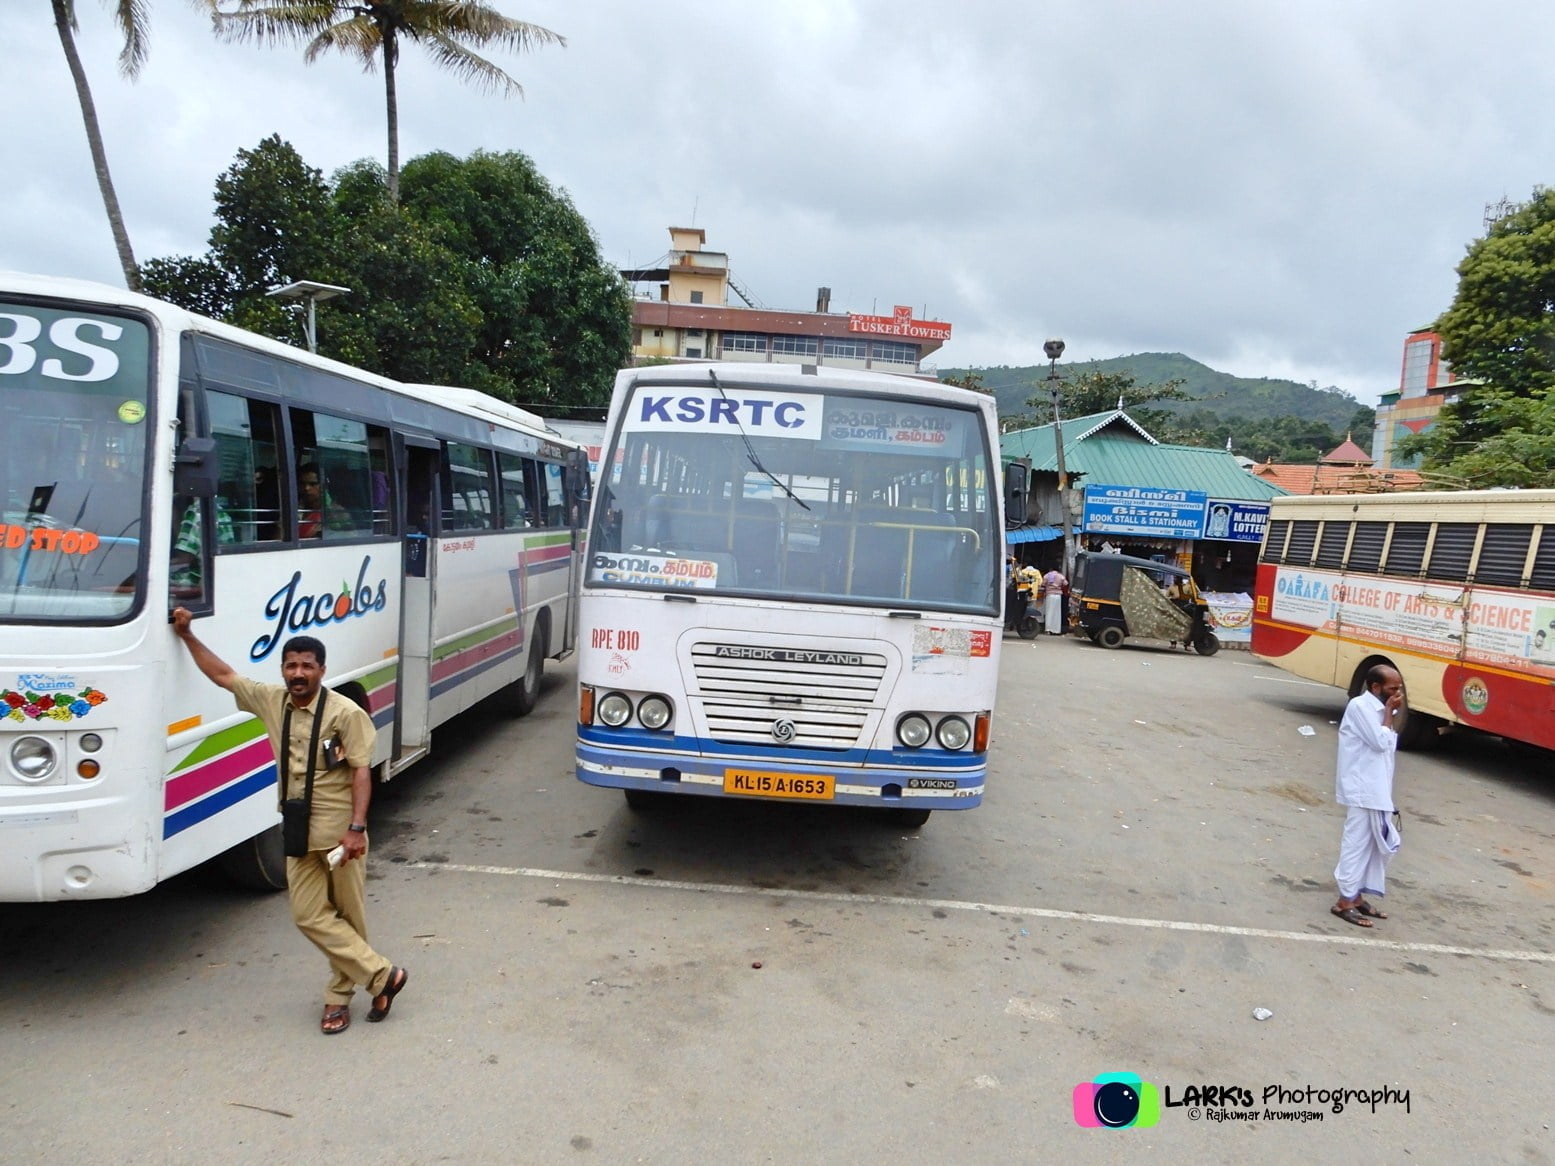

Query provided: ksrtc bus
[575,362,1004,826]
[1251,490,1555,750]
[0,273,587,900]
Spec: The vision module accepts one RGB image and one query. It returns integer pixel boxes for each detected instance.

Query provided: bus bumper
[575,738,985,810]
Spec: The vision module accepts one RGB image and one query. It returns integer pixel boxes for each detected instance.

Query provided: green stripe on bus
[168,718,266,773]
[434,619,518,660]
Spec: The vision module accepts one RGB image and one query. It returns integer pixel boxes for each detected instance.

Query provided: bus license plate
[723,768,835,801]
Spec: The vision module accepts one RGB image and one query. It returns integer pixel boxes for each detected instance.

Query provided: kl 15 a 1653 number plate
[723,769,835,800]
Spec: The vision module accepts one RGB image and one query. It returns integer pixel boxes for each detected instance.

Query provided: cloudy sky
[5,1,1552,404]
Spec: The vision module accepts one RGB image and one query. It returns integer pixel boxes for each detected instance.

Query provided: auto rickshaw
[1071,550,1220,655]
[1012,564,1042,639]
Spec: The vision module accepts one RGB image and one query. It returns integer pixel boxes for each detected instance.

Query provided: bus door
[560,448,590,656]
[393,438,439,769]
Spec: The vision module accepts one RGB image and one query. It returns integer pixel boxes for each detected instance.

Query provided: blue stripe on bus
[429,643,523,699]
[163,763,277,839]
[576,725,984,769]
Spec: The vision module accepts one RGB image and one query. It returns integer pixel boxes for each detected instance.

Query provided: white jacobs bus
[0,273,587,900]
[575,363,1004,827]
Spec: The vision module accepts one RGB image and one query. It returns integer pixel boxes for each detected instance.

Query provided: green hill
[948,352,1367,431]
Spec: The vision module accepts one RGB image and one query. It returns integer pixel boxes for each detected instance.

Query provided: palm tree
[52,0,150,290]
[210,2,564,202]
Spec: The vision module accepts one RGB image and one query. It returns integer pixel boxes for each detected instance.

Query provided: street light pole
[265,280,351,354]
[1044,338,1076,579]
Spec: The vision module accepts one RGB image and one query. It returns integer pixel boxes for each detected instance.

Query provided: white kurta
[1334,690,1400,899]
[1336,690,1397,810]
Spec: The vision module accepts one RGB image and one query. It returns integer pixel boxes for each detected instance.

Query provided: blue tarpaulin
[1005,526,1063,544]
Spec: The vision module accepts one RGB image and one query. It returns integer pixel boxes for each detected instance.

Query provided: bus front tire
[624,787,664,812]
[215,824,287,892]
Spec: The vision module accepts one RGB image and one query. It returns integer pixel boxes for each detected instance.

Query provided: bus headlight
[896,714,932,749]
[637,695,673,731]
[598,692,633,728]
[936,716,972,751]
[11,736,58,782]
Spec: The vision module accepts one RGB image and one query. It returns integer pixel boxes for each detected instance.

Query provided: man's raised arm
[170,607,239,691]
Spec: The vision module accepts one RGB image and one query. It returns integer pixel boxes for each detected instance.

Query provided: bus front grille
[690,642,888,751]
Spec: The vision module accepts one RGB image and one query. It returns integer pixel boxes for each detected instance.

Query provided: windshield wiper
[708,369,811,512]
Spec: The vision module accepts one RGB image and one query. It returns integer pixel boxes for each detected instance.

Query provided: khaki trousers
[286,843,393,1006]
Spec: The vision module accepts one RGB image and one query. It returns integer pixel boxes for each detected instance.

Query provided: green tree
[210,0,564,202]
[51,0,152,289]
[1013,368,1192,429]
[1402,187,1555,485]
[143,140,632,408]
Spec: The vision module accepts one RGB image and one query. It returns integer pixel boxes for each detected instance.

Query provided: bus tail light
[579,685,596,726]
[973,713,990,752]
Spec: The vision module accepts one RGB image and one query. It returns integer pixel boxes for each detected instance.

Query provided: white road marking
[1249,673,1331,686]
[408,861,1555,965]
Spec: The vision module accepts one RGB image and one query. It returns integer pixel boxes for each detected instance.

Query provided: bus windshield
[0,302,151,622]
[587,384,999,613]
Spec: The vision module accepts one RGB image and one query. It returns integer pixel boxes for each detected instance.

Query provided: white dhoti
[1044,592,1063,634]
[1334,806,1400,900]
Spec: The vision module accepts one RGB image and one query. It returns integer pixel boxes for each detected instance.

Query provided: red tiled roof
[1320,437,1374,465]
[1250,462,1424,494]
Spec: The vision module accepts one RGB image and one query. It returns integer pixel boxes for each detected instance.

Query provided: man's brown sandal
[1354,899,1387,919]
[1331,904,1374,928]
[321,1004,350,1034]
[367,965,407,1022]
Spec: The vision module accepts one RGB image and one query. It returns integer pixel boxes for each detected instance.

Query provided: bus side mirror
[174,436,219,498]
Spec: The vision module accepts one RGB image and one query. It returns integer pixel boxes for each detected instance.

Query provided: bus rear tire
[1396,710,1444,751]
[511,613,550,717]
[887,807,932,828]
[1096,624,1126,649]
[215,825,287,892]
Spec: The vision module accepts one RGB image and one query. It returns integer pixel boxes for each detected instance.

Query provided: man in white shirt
[1331,664,1404,927]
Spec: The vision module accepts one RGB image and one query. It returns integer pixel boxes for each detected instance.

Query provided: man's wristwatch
[348,823,367,833]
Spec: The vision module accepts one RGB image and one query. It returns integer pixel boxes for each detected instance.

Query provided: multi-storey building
[1372,328,1467,469]
[620,227,951,379]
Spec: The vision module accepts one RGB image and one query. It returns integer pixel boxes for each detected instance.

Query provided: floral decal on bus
[2,686,108,722]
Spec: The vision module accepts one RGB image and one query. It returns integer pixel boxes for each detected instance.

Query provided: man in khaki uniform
[172,608,407,1034]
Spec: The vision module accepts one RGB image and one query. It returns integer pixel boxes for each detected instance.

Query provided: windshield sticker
[117,400,145,424]
[623,389,824,439]
[1,524,103,555]
[3,685,108,722]
[820,404,969,457]
[590,551,719,589]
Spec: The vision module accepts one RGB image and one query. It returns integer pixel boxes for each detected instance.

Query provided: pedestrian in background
[171,608,408,1032]
[1041,566,1068,635]
[1331,663,1404,928]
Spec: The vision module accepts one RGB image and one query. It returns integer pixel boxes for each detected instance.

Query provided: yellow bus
[1251,490,1555,750]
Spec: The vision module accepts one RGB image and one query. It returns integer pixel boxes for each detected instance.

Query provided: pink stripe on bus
[164,738,275,812]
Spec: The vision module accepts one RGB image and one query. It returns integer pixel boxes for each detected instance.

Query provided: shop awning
[1006,525,1063,544]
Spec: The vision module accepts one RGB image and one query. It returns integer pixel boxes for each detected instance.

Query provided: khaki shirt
[231,676,376,851]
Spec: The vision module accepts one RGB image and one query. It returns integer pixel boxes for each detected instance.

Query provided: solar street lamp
[266,280,350,354]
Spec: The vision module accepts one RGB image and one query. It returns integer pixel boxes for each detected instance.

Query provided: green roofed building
[1001,409,1285,602]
